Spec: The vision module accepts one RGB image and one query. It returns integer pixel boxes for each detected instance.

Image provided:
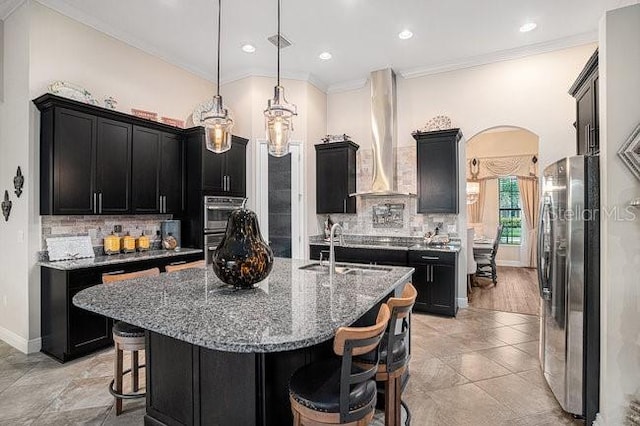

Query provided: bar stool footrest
[109,365,146,400]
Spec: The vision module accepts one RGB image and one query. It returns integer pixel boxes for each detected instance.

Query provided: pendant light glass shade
[265,86,296,157]
[264,0,297,157]
[203,95,234,153]
[203,0,233,154]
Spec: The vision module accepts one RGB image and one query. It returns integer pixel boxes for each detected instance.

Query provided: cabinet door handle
[163,196,167,213]
[584,125,590,150]
[93,193,97,214]
[343,199,347,213]
[226,176,229,192]
[421,256,439,260]
[98,193,103,214]
[103,270,126,276]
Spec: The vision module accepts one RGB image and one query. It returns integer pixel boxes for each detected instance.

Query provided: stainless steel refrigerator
[537,155,599,422]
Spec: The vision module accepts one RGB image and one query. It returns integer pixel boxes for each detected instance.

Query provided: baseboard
[496,260,524,267]
[27,337,42,353]
[457,297,469,309]
[593,412,605,426]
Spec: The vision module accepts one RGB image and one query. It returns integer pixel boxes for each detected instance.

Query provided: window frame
[497,176,522,246]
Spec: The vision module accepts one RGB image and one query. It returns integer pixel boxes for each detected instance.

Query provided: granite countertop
[73,258,414,353]
[309,238,461,253]
[39,248,204,271]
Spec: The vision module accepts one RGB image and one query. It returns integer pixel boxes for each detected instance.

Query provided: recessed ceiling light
[519,22,537,33]
[398,30,413,40]
[241,44,256,53]
[319,52,332,61]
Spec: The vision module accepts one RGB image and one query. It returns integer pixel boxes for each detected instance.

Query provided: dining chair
[475,225,503,285]
[467,228,478,299]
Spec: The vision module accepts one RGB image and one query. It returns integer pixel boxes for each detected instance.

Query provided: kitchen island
[73,258,413,426]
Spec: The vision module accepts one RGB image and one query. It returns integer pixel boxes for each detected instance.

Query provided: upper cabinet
[201,137,247,197]
[570,50,599,156]
[315,141,359,214]
[413,129,462,214]
[35,94,184,216]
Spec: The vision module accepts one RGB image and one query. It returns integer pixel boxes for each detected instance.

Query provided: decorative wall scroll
[14,166,24,198]
[618,123,640,182]
[466,154,538,179]
[2,191,12,222]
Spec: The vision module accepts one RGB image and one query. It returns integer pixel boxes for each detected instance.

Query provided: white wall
[1,1,245,353]
[0,18,5,102]
[220,75,327,259]
[598,5,640,425]
[0,1,33,352]
[328,44,597,173]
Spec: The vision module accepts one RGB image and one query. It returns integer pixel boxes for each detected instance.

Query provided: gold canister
[103,232,121,255]
[136,232,150,252]
[121,232,136,253]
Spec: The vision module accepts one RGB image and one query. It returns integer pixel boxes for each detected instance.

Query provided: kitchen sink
[299,263,392,275]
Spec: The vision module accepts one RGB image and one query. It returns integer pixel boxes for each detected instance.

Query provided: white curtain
[517,177,539,268]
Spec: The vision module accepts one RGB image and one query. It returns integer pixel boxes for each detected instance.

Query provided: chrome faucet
[329,223,345,273]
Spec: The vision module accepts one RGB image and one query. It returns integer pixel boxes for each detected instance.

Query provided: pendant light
[203,0,233,154]
[264,0,297,157]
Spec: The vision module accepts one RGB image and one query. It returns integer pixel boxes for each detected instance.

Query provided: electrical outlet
[17,230,24,243]
[2,295,7,307]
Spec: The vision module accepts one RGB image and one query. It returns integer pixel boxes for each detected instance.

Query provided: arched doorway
[466,126,540,315]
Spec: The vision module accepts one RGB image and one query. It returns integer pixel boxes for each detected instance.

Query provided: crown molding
[220,68,328,92]
[398,31,598,80]
[36,1,330,92]
[327,78,368,94]
[0,0,26,20]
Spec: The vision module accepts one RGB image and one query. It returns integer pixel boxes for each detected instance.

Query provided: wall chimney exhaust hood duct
[351,68,415,197]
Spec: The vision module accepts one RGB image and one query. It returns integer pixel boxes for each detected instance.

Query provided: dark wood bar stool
[289,304,391,426]
[102,267,160,415]
[356,283,417,426]
[165,260,206,273]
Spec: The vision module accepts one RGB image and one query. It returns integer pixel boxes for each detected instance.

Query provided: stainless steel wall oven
[204,196,246,263]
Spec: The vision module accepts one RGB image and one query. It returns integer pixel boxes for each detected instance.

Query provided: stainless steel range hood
[350,69,415,197]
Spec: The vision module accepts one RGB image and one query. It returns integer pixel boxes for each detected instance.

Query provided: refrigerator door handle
[537,200,551,300]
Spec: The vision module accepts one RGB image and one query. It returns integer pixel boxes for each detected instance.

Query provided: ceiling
[36,0,636,92]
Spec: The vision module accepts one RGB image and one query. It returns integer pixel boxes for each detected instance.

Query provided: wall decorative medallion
[212,209,274,289]
[1,191,12,222]
[420,115,452,132]
[13,166,24,198]
[618,123,640,182]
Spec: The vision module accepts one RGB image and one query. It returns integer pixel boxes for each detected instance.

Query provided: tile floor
[0,308,583,425]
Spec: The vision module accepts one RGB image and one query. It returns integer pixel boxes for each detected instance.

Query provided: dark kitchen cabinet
[132,126,161,213]
[315,142,358,214]
[202,136,248,196]
[408,250,458,316]
[131,127,184,214]
[160,133,184,214]
[413,129,461,214]
[35,94,185,216]
[96,118,132,214]
[40,251,203,363]
[309,244,407,266]
[49,108,97,215]
[570,50,599,156]
[183,130,248,249]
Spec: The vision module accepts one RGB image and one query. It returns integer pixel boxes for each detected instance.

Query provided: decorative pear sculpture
[212,209,274,289]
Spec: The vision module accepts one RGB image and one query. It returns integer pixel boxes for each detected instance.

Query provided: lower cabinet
[409,251,458,317]
[41,252,203,363]
[309,244,459,317]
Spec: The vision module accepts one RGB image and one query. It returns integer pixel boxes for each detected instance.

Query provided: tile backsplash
[317,146,459,237]
[41,214,171,250]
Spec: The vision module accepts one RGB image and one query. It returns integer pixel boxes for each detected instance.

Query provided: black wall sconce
[14,166,24,198]
[2,191,12,222]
